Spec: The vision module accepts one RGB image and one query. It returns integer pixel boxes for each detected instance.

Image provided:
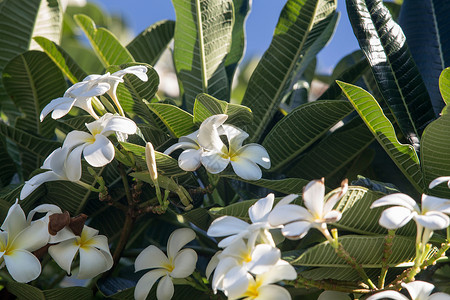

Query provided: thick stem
[291,276,370,294]
[379,230,395,289]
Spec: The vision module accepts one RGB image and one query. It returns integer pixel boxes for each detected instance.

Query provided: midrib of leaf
[77,16,108,66]
[21,55,40,136]
[251,0,319,142]
[195,0,208,93]
[430,0,445,70]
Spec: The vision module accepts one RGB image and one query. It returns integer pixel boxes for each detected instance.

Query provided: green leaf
[0,137,16,187]
[74,14,134,67]
[106,63,160,122]
[6,282,93,300]
[286,117,374,182]
[120,142,187,177]
[148,103,196,137]
[221,175,311,195]
[172,0,234,111]
[127,20,175,66]
[262,100,354,172]
[338,81,424,193]
[34,36,88,83]
[298,267,384,282]
[3,51,67,138]
[241,0,337,142]
[421,112,450,198]
[439,67,450,106]
[29,0,62,50]
[0,0,41,101]
[292,235,416,267]
[56,115,93,133]
[346,0,435,147]
[193,93,252,127]
[224,0,251,84]
[398,0,450,115]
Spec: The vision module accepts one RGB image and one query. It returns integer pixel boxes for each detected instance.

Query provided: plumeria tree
[1,0,450,299]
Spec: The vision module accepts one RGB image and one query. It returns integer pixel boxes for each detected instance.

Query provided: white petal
[134,269,167,300]
[66,144,85,181]
[11,220,49,251]
[207,216,250,238]
[323,181,348,214]
[88,235,111,256]
[81,225,99,240]
[370,193,419,212]
[302,179,325,218]
[415,212,449,230]
[222,125,248,150]
[20,171,64,200]
[197,114,227,151]
[402,281,435,299]
[171,248,197,278]
[73,97,98,119]
[201,151,229,174]
[112,66,148,81]
[100,115,137,136]
[206,251,221,279]
[222,266,251,299]
[230,157,262,181]
[63,131,92,149]
[259,260,297,284]
[429,293,450,300]
[78,246,111,279]
[27,204,62,223]
[247,244,280,274]
[366,290,408,300]
[268,204,312,227]
[249,194,275,223]
[379,206,414,230]
[40,97,75,121]
[164,141,199,155]
[2,201,27,238]
[4,249,41,283]
[83,134,115,167]
[167,228,196,260]
[258,285,292,300]
[235,144,271,169]
[211,257,239,292]
[135,245,169,272]
[157,274,174,300]
[48,239,79,274]
[322,210,342,223]
[281,221,312,239]
[421,194,450,214]
[50,227,77,244]
[178,149,202,171]
[429,176,450,189]
[77,82,110,98]
[318,291,351,300]
[276,194,299,206]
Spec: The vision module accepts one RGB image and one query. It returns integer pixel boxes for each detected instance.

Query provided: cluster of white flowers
[20,67,148,200]
[0,201,112,283]
[206,194,297,299]
[164,114,271,181]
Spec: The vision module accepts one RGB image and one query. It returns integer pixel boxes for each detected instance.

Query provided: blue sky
[93,0,359,74]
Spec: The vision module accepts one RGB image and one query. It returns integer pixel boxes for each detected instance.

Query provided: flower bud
[145,142,158,181]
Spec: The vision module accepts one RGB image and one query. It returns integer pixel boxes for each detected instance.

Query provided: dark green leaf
[148,103,196,138]
[222,175,311,195]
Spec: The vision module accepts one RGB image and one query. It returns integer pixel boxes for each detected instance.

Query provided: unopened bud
[145,142,158,181]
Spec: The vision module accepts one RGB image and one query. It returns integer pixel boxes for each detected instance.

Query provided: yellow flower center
[243,280,261,299]
[162,263,175,273]
[76,231,95,250]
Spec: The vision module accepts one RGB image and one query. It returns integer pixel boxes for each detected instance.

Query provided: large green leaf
[346,0,435,148]
[338,81,424,193]
[241,0,337,142]
[3,51,67,138]
[29,0,62,50]
[193,93,252,127]
[0,0,40,102]
[148,103,196,138]
[286,117,374,182]
[34,36,87,83]
[172,0,234,111]
[6,282,93,300]
[221,175,311,195]
[262,100,354,172]
[439,67,450,106]
[224,0,251,84]
[127,20,175,66]
[74,14,134,67]
[398,0,450,115]
[292,235,415,267]
[421,112,450,198]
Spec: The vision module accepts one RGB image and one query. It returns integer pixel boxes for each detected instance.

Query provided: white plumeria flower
[367,281,450,300]
[27,204,76,244]
[199,115,270,180]
[134,228,198,300]
[268,178,348,240]
[20,147,83,200]
[48,225,113,279]
[0,201,49,282]
[62,113,137,178]
[429,176,450,189]
[226,260,297,300]
[207,193,297,248]
[164,130,203,171]
[370,193,450,231]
